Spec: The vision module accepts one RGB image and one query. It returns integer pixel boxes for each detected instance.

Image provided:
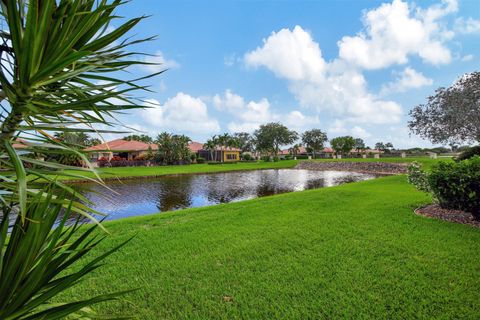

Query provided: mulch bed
[415,204,480,228]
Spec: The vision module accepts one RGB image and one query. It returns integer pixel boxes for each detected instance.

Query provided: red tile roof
[84,139,158,152]
[188,142,204,152]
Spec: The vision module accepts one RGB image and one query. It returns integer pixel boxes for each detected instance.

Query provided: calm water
[75,169,377,220]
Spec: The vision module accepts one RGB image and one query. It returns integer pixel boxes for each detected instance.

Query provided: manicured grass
[63,160,298,180]
[63,157,445,181]
[309,156,448,169]
[62,174,479,319]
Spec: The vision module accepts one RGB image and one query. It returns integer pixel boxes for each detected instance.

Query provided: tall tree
[375,142,386,151]
[385,142,394,152]
[354,138,366,153]
[204,138,217,162]
[302,129,328,158]
[233,132,254,153]
[289,143,302,155]
[330,136,355,156]
[0,0,160,318]
[409,71,480,145]
[254,122,298,157]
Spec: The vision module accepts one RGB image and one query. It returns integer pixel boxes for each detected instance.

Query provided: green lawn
[63,157,444,181]
[62,173,479,319]
[63,160,298,180]
[309,156,446,169]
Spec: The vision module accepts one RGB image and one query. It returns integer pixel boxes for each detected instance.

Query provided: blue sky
[109,0,479,148]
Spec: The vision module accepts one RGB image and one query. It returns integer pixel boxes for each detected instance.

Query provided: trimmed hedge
[408,156,480,219]
[456,145,480,161]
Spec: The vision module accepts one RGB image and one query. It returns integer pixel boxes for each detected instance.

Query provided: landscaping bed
[415,204,480,228]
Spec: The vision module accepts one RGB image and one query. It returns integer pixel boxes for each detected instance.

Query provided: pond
[75,169,378,220]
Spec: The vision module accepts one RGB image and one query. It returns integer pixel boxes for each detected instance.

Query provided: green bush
[456,145,480,161]
[295,155,309,159]
[408,157,480,219]
[242,153,252,161]
[197,157,206,164]
[261,155,271,162]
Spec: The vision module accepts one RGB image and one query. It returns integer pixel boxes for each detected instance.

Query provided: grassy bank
[62,174,479,319]
[63,157,444,181]
[309,156,446,169]
[64,160,298,181]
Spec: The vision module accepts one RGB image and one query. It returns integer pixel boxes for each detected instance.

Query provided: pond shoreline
[295,161,408,175]
[64,161,409,183]
[63,167,280,184]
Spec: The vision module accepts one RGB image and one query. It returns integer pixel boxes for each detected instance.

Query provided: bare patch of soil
[415,204,480,228]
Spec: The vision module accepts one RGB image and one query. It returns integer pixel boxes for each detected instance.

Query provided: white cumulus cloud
[381,67,433,95]
[454,17,480,34]
[244,25,403,124]
[245,26,326,82]
[213,89,245,111]
[219,90,319,133]
[141,93,220,134]
[338,0,456,69]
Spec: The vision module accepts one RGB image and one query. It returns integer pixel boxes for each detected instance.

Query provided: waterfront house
[84,139,158,161]
[189,142,241,162]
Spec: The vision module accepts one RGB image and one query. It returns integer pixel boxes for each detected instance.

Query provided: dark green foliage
[428,157,480,218]
[301,129,328,157]
[241,153,252,161]
[330,136,355,155]
[123,134,153,143]
[156,132,192,165]
[0,190,132,319]
[196,157,206,164]
[254,123,298,156]
[456,145,480,161]
[409,71,480,145]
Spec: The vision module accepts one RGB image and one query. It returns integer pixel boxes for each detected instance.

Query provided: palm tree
[205,137,217,162]
[0,1,160,318]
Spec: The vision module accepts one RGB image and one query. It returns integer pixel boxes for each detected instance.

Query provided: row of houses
[85,139,242,163]
[85,139,384,164]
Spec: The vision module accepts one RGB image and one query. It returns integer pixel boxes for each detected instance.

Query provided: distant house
[279,147,334,158]
[189,141,241,162]
[84,139,158,161]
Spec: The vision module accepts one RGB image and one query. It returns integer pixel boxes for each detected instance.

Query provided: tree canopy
[254,122,298,156]
[330,136,355,155]
[302,129,328,157]
[354,138,366,152]
[123,134,153,143]
[155,132,191,165]
[409,71,480,145]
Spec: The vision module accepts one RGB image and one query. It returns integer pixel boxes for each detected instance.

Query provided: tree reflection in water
[75,169,378,220]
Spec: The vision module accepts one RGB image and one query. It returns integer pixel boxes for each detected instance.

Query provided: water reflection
[75,169,377,220]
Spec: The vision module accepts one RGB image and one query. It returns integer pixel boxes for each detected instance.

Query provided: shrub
[273,156,280,162]
[261,155,271,162]
[242,153,252,161]
[456,145,480,161]
[408,157,480,219]
[407,161,430,192]
[197,157,206,164]
[295,155,309,160]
